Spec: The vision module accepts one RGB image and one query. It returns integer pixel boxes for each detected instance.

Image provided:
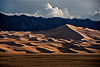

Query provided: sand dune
[0,24,100,54]
[41,24,84,40]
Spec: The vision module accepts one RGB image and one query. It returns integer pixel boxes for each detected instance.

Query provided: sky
[0,0,100,20]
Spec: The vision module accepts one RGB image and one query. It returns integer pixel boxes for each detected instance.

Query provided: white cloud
[62,8,70,18]
[33,3,69,18]
[45,3,53,9]
[33,10,43,17]
[69,16,81,19]
[45,3,65,18]
[0,2,81,19]
[0,11,35,16]
[88,10,100,21]
[33,3,81,19]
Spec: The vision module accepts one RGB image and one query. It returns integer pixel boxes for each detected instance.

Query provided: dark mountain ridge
[0,12,100,31]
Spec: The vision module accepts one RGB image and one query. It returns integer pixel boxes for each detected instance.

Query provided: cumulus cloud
[33,3,81,19]
[88,10,100,21]
[33,3,70,18]
[0,2,81,19]
[44,3,67,18]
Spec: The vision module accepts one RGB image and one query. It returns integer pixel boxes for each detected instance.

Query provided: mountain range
[0,12,100,31]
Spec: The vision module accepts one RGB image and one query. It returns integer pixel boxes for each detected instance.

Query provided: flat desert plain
[0,24,100,67]
[0,54,100,67]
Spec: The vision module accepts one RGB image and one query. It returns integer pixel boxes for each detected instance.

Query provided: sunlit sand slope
[0,24,100,54]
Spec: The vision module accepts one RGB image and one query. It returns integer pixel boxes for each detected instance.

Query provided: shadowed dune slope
[0,24,100,54]
[42,24,83,40]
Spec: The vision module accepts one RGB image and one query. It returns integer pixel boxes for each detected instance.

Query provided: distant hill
[0,12,100,31]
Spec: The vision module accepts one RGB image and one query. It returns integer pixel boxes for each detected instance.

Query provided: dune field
[0,24,100,67]
[0,24,100,54]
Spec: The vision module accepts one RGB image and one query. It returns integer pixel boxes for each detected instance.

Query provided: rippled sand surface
[0,24,100,67]
[0,24,100,54]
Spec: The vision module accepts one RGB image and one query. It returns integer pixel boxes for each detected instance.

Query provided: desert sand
[0,24,100,54]
[0,24,100,67]
[0,54,100,67]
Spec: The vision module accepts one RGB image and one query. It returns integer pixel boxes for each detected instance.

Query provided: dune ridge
[0,24,100,54]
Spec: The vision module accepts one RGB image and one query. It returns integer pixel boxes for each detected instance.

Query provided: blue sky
[0,0,100,20]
